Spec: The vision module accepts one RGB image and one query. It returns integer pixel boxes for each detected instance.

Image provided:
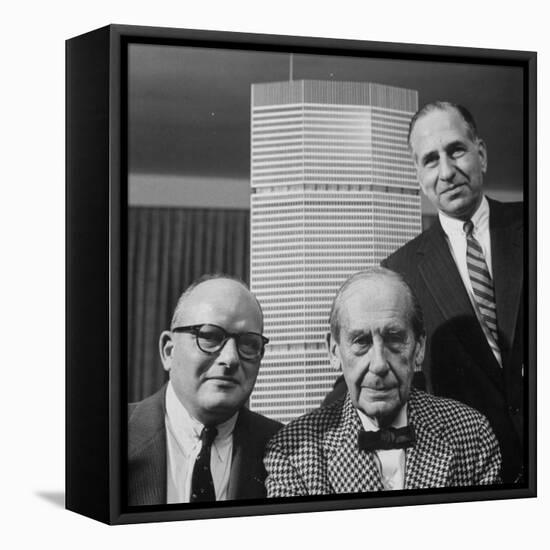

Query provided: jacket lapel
[227,409,266,500]
[418,217,503,385]
[325,397,384,493]
[418,219,474,322]
[128,386,168,505]
[405,390,452,489]
[489,199,523,357]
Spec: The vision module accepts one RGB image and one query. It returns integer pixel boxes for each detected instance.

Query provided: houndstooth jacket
[265,388,501,496]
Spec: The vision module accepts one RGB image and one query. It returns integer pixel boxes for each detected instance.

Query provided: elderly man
[128,275,281,505]
[325,102,524,484]
[265,268,501,495]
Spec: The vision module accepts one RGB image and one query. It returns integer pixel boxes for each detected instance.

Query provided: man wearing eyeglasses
[128,274,282,505]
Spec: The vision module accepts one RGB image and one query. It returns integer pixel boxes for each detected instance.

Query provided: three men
[128,275,281,505]
[265,269,501,496]
[128,99,525,500]
[384,102,524,483]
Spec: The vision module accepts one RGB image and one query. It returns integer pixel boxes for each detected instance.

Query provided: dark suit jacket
[128,385,282,505]
[265,389,501,496]
[382,198,524,483]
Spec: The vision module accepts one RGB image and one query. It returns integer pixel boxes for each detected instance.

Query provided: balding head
[407,101,479,151]
[171,274,263,331]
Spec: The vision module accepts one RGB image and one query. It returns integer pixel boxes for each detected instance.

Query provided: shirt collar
[357,403,408,432]
[165,381,238,458]
[439,194,489,237]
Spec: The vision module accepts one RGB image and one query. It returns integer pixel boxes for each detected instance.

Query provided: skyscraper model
[250,80,421,423]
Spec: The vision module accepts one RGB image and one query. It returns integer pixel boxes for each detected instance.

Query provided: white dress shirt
[164,382,237,503]
[438,195,501,366]
[357,406,408,490]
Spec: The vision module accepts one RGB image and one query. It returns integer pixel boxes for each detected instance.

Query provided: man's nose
[438,154,456,181]
[368,339,389,377]
[217,337,241,370]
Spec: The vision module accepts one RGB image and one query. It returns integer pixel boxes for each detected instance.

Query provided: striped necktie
[190,426,218,502]
[463,220,500,350]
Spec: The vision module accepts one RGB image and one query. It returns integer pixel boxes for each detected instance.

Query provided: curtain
[127,206,250,403]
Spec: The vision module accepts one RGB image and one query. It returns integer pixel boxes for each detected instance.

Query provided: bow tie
[357,425,416,451]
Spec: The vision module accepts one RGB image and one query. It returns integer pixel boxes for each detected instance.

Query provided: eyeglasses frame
[171,323,269,360]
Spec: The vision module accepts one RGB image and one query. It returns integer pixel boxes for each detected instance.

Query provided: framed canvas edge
[107,22,536,62]
[66,23,537,525]
[525,51,537,494]
[110,485,536,525]
[66,25,113,525]
[108,24,125,525]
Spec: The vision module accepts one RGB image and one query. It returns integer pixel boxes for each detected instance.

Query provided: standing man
[383,102,523,483]
[265,269,501,496]
[128,275,281,505]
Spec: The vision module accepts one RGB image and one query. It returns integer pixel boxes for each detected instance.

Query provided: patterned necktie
[357,425,416,451]
[190,426,218,502]
[463,220,500,348]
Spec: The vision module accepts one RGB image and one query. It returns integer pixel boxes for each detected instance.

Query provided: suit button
[508,406,520,415]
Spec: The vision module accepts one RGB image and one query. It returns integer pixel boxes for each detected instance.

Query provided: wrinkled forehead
[176,280,263,330]
[339,277,413,330]
[411,107,473,148]
[418,107,471,139]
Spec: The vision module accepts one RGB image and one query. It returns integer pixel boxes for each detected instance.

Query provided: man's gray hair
[328,267,425,342]
[170,273,262,329]
[407,101,480,150]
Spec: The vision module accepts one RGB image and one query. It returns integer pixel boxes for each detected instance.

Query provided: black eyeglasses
[171,323,269,360]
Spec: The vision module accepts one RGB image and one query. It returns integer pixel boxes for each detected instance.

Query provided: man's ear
[159,330,175,373]
[477,138,488,173]
[415,333,426,368]
[326,332,342,372]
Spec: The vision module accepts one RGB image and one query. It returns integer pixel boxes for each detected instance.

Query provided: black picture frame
[66,23,536,525]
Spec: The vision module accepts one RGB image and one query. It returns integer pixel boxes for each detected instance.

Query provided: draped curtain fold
[127,206,250,403]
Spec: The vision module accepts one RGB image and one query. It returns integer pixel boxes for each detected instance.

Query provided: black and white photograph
[118,30,533,515]
[6,0,549,548]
